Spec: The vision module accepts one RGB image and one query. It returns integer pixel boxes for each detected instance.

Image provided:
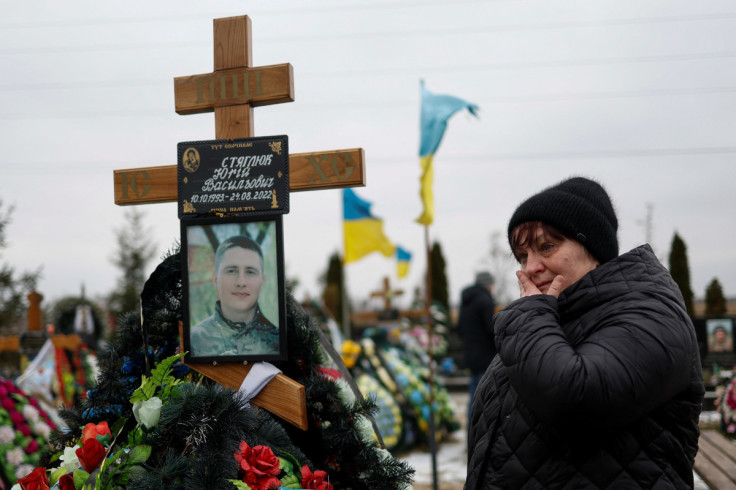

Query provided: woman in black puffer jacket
[465,177,704,489]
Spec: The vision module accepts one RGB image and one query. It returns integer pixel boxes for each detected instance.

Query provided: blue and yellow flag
[396,246,411,278]
[417,81,479,226]
[343,189,396,264]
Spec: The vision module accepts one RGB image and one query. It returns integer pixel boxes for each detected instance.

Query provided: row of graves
[0,295,100,486]
[306,278,460,456]
[0,15,459,489]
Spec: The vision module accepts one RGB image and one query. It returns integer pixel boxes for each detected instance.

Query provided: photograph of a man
[188,225,282,359]
[707,319,734,353]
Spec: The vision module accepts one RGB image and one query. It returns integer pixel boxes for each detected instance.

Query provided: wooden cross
[113,15,369,431]
[113,15,365,205]
[370,276,404,311]
[352,277,426,327]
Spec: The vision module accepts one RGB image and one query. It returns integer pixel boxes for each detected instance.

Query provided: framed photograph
[707,318,734,353]
[181,215,287,364]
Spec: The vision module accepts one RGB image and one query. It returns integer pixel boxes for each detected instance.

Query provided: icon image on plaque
[181,215,287,363]
[182,147,201,173]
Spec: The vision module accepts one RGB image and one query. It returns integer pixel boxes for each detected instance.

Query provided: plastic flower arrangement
[228,440,334,490]
[12,353,187,489]
[0,376,57,486]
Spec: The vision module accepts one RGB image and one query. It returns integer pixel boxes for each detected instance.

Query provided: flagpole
[424,224,439,490]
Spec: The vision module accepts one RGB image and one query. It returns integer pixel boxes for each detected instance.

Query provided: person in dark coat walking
[465,176,704,489]
[458,271,496,420]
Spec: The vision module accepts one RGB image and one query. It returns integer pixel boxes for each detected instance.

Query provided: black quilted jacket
[465,245,704,489]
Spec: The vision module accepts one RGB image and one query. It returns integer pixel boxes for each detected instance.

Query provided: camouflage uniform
[190,301,279,357]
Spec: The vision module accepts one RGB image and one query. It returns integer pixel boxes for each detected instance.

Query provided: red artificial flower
[318,367,343,380]
[25,439,39,454]
[18,423,32,437]
[233,441,281,490]
[17,466,50,490]
[81,421,112,445]
[0,384,7,397]
[10,410,24,426]
[76,438,106,472]
[301,465,333,490]
[58,473,75,490]
[1,396,15,411]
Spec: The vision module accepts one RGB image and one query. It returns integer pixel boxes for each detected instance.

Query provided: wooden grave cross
[112,15,368,431]
[113,15,365,206]
[370,276,404,311]
[352,276,427,326]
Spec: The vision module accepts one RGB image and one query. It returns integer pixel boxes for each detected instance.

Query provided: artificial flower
[16,466,49,490]
[24,440,39,455]
[33,422,51,439]
[14,465,34,481]
[0,425,14,444]
[57,473,75,490]
[2,397,16,411]
[81,421,112,446]
[59,445,80,472]
[233,441,281,490]
[18,424,32,437]
[22,405,40,423]
[7,447,25,466]
[10,411,24,426]
[76,438,106,473]
[318,367,342,380]
[132,396,162,429]
[301,465,333,490]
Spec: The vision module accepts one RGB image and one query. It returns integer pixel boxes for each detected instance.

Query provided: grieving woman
[465,177,704,489]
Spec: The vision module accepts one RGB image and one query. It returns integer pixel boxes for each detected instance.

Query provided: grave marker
[112,15,368,430]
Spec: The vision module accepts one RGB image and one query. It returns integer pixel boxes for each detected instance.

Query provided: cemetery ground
[402,390,715,490]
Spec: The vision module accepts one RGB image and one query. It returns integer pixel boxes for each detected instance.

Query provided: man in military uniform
[191,235,279,357]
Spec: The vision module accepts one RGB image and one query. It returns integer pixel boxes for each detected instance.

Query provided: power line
[1,11,735,56]
[1,50,735,92]
[1,83,734,119]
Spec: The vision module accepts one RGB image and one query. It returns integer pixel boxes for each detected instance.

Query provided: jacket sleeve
[494,292,695,428]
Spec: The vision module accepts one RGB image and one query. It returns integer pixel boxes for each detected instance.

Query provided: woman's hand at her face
[516,271,565,299]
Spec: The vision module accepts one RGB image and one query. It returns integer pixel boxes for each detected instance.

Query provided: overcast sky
[1,0,735,316]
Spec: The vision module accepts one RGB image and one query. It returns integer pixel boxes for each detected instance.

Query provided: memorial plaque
[178,135,289,218]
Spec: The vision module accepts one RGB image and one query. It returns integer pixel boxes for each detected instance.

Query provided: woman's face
[513,224,599,294]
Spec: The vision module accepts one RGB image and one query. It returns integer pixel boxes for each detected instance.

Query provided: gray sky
[2,0,735,313]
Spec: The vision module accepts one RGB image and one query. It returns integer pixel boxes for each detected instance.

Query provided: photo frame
[181,215,287,364]
[707,318,734,354]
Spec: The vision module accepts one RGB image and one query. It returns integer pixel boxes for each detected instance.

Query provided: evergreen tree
[705,278,727,316]
[320,252,347,328]
[107,209,157,322]
[0,200,41,334]
[668,232,694,317]
[430,241,449,312]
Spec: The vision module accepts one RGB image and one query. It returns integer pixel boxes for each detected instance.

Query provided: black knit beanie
[507,177,619,263]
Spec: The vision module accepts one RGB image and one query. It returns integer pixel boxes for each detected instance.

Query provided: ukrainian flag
[343,189,396,264]
[396,246,411,278]
[417,81,478,226]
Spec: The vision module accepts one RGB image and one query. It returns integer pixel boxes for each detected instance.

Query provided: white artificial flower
[14,464,34,480]
[59,444,80,472]
[6,447,25,466]
[0,426,15,445]
[33,421,51,439]
[132,396,163,429]
[22,404,40,423]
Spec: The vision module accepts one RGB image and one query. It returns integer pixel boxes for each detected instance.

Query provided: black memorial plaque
[177,135,289,218]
